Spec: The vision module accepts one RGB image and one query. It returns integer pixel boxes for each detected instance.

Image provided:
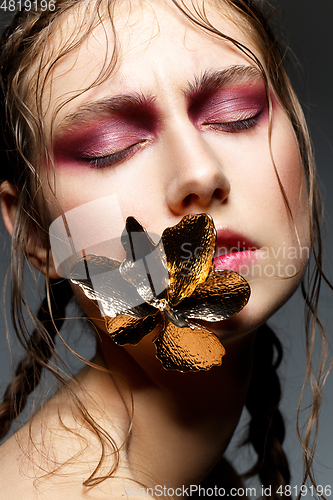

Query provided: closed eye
[83,142,145,169]
[204,112,262,133]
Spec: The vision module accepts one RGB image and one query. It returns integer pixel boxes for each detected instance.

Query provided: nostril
[183,194,192,207]
[213,188,227,202]
[182,189,226,208]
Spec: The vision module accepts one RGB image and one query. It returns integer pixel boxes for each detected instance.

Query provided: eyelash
[205,112,261,133]
[84,142,141,169]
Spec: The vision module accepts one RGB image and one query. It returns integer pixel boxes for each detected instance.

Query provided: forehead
[43,0,262,132]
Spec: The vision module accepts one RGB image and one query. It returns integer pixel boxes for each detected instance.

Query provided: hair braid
[242,323,290,498]
[0,278,73,441]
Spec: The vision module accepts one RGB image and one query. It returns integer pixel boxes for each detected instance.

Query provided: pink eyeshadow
[189,83,269,125]
[53,117,157,168]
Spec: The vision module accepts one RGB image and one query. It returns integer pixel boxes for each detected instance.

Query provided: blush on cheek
[267,102,310,246]
[270,106,305,203]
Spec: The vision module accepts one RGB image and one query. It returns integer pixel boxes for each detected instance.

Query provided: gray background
[0,0,333,490]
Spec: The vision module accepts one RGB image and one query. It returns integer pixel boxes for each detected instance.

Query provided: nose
[164,120,231,215]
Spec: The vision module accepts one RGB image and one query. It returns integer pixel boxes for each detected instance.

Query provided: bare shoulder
[0,431,155,499]
[0,428,40,499]
[0,433,146,498]
[0,368,142,499]
[0,421,143,500]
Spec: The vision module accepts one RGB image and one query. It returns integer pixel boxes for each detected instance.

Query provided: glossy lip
[213,229,259,272]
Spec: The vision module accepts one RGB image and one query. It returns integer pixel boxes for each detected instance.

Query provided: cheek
[43,169,131,278]
[270,109,310,240]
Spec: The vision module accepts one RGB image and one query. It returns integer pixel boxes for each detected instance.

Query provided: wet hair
[0,0,331,498]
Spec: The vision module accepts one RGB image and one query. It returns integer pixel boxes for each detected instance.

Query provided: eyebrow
[57,93,156,133]
[56,65,263,133]
[184,65,263,100]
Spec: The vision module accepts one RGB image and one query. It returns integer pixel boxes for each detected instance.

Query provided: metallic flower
[70,214,250,372]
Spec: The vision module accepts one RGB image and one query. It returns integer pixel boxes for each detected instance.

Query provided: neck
[93,329,257,491]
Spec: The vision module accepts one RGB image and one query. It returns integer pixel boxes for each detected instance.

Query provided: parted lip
[215,229,259,256]
[213,229,259,272]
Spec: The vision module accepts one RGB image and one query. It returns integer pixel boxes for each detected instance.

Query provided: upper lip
[214,228,259,257]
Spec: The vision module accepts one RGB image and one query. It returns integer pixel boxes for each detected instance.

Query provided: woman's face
[43,0,310,343]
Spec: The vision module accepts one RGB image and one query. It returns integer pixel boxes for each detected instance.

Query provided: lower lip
[214,250,258,272]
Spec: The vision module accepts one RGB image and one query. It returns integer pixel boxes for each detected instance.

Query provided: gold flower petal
[120,219,169,306]
[121,216,157,259]
[70,254,121,277]
[154,320,225,372]
[70,255,156,318]
[162,214,216,306]
[105,312,161,346]
[176,269,250,321]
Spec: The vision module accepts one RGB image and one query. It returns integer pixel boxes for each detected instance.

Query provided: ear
[0,181,60,279]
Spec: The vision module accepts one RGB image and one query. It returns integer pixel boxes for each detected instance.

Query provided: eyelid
[191,84,268,128]
[204,109,260,123]
[202,112,262,134]
[83,141,146,168]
